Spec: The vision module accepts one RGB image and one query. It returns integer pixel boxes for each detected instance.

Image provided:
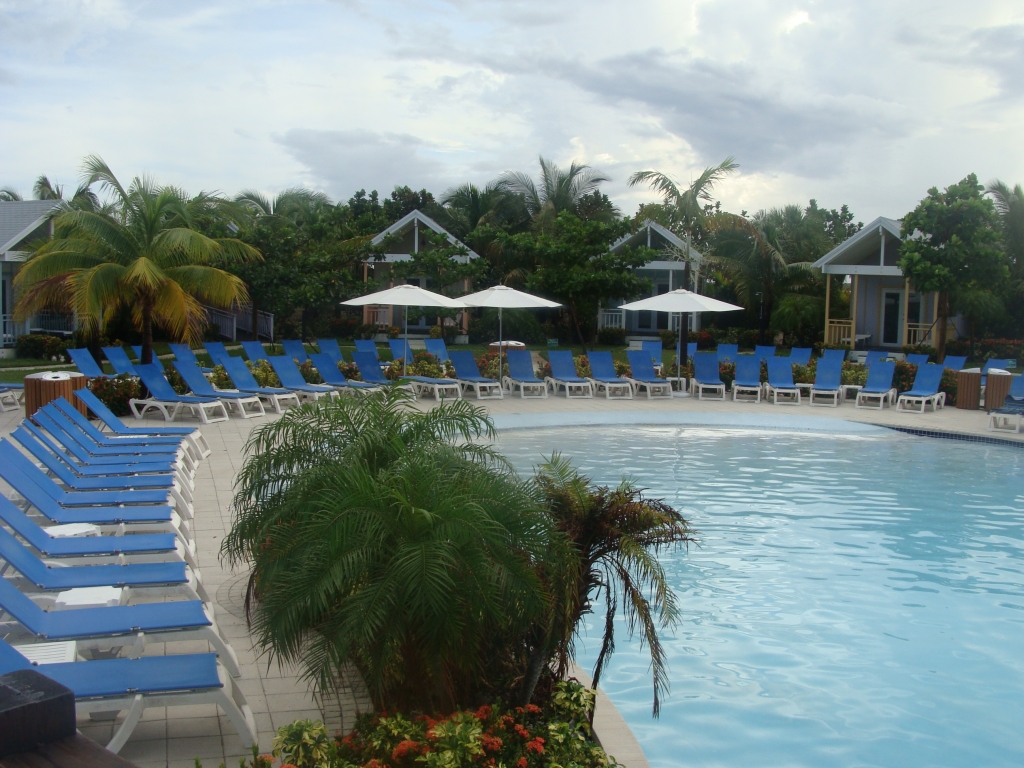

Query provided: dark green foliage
[15,334,68,361]
[87,374,140,416]
[596,327,627,346]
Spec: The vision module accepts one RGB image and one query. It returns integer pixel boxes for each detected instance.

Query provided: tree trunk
[936,290,949,361]
[569,303,588,352]
[141,301,154,365]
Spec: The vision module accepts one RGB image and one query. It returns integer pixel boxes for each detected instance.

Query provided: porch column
[823,273,831,343]
[902,278,910,347]
[850,275,859,350]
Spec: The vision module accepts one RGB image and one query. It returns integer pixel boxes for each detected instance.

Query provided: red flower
[526,737,545,755]
[524,704,541,714]
[392,740,421,760]
[365,760,383,768]
[480,735,503,752]
[517,758,528,768]
[514,724,530,739]
[474,704,492,721]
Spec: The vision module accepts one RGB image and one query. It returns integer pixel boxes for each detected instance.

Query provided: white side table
[17,640,78,664]
[55,586,125,609]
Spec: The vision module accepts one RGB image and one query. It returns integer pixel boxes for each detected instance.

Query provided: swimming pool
[496,426,1024,768]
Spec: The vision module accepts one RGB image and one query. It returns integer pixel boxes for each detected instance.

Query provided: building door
[882,291,901,345]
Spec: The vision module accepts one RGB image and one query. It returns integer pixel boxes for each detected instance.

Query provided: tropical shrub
[840,362,868,386]
[476,350,510,380]
[596,327,626,346]
[249,359,281,387]
[15,334,68,361]
[658,329,678,349]
[296,359,323,384]
[893,360,917,393]
[222,391,559,713]
[613,359,631,378]
[87,374,140,416]
[338,360,362,381]
[273,719,334,768]
[686,329,717,349]
[573,355,591,378]
[945,338,1024,361]
[163,364,189,395]
[900,344,938,361]
[333,681,620,768]
[210,364,233,389]
[792,361,816,385]
[355,323,378,340]
[385,351,454,380]
[940,368,958,404]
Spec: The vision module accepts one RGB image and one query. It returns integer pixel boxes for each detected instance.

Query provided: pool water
[496,427,1024,768]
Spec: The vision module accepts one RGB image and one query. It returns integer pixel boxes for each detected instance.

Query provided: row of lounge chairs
[0,390,256,753]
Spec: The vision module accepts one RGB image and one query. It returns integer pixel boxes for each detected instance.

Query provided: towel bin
[955,370,981,410]
[984,371,1013,411]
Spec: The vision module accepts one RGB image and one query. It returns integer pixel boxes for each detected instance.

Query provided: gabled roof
[609,220,702,263]
[370,209,479,261]
[812,216,902,273]
[0,200,62,253]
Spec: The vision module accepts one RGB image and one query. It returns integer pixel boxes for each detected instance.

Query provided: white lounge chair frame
[896,390,946,413]
[545,376,594,398]
[808,386,842,407]
[0,388,21,412]
[130,397,229,424]
[458,379,503,399]
[732,381,762,402]
[989,410,1024,433]
[690,379,725,400]
[855,387,897,409]
[411,379,462,400]
[765,383,801,405]
[502,376,548,398]
[216,391,266,418]
[589,378,634,399]
[629,378,672,399]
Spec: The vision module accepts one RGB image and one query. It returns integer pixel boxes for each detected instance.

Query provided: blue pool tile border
[878,424,1024,449]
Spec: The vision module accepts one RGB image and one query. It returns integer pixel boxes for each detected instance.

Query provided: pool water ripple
[496,427,1024,768]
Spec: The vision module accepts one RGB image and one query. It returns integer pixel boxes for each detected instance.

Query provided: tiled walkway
[0,388,1015,767]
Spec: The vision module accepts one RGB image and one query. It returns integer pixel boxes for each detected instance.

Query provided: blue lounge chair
[240,340,269,362]
[316,338,344,364]
[545,351,593,398]
[0,577,239,677]
[989,375,1024,433]
[640,341,664,373]
[625,350,671,399]
[350,351,407,388]
[716,344,739,363]
[753,345,777,363]
[73,389,210,459]
[130,363,229,424]
[503,349,547,398]
[864,350,889,367]
[388,338,414,362]
[942,355,967,371]
[787,347,812,367]
[267,356,338,401]
[820,348,846,365]
[688,341,698,357]
[449,350,503,399]
[52,395,191,460]
[808,357,844,407]
[424,338,450,362]
[354,348,457,399]
[354,339,381,360]
[587,351,634,399]
[309,353,378,393]
[130,345,142,359]
[896,364,947,413]
[67,348,112,379]
[691,352,725,400]
[203,341,232,367]
[102,347,138,376]
[856,361,897,409]
[764,358,801,405]
[281,339,309,363]
[219,357,300,414]
[906,353,930,368]
[0,494,185,562]
[170,343,212,373]
[731,356,762,402]
[0,638,255,754]
[172,360,265,419]
[32,406,186,463]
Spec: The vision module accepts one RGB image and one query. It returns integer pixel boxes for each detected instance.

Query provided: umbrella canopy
[618,289,742,313]
[341,284,467,309]
[460,285,560,309]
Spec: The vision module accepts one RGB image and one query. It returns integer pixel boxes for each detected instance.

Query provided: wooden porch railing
[368,307,392,327]
[826,319,852,346]
[905,322,935,347]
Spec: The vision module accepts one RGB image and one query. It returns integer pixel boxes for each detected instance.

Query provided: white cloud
[0,0,1022,222]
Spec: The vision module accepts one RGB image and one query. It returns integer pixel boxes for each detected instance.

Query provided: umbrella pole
[403,305,408,377]
[498,307,503,389]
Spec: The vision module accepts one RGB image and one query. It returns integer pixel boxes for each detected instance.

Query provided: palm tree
[31,175,102,210]
[987,180,1024,285]
[222,390,554,713]
[234,187,332,220]
[436,181,526,238]
[14,156,258,363]
[0,187,22,201]
[533,454,694,717]
[495,156,615,226]
[628,157,738,248]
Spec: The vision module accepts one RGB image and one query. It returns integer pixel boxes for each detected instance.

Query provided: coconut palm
[534,454,694,717]
[14,156,258,363]
[495,156,614,226]
[32,174,102,211]
[234,187,332,220]
[987,180,1024,284]
[223,390,555,714]
[0,187,23,201]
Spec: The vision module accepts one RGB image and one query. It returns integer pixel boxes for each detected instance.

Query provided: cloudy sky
[2,0,1022,222]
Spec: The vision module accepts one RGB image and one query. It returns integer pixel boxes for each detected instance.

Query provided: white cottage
[597,220,703,339]
[812,216,950,350]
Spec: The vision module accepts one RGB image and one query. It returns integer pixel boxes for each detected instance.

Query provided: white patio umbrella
[343,284,467,375]
[460,285,561,381]
[618,289,743,384]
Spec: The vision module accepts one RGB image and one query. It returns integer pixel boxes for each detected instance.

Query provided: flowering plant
[87,374,141,416]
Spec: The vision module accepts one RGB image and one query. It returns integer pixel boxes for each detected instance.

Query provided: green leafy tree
[987,180,1024,336]
[899,174,1004,358]
[495,156,616,228]
[498,214,651,348]
[222,391,556,713]
[14,156,258,362]
[533,454,694,717]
